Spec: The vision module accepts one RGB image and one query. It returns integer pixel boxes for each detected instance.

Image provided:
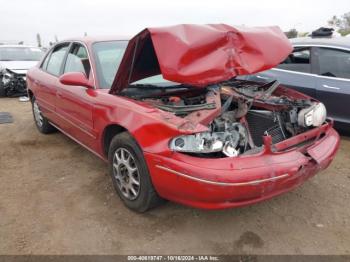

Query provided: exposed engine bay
[0,69,27,97]
[124,79,327,158]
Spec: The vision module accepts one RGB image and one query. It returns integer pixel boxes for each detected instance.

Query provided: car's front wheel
[31,96,56,134]
[108,132,164,212]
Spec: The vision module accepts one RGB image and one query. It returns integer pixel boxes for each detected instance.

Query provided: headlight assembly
[170,132,226,154]
[298,102,327,127]
[169,123,248,157]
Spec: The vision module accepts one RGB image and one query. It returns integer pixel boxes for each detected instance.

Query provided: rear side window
[46,44,69,76]
[64,43,91,77]
[317,47,350,79]
[277,47,311,73]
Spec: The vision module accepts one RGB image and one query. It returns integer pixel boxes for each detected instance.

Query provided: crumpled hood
[110,24,292,94]
[0,61,39,75]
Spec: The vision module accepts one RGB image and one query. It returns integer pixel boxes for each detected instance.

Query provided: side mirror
[59,72,93,88]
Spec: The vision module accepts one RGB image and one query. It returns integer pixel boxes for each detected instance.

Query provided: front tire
[108,132,164,212]
[31,96,56,134]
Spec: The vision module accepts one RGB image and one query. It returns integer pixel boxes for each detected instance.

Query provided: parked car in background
[243,37,350,130]
[0,45,44,97]
[27,24,339,212]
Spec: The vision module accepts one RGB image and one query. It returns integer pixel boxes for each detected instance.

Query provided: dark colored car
[244,37,350,130]
[26,24,339,212]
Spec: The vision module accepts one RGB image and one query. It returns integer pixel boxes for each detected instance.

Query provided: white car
[0,45,44,97]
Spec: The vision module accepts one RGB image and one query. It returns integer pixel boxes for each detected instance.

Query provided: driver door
[55,43,97,147]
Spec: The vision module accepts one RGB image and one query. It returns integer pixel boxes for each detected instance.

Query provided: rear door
[35,43,70,122]
[247,46,317,98]
[314,47,350,125]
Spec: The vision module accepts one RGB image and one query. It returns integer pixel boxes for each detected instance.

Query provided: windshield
[93,41,179,89]
[0,47,43,61]
[92,41,128,89]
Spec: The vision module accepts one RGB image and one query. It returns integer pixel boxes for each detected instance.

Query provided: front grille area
[265,124,286,144]
[246,110,286,146]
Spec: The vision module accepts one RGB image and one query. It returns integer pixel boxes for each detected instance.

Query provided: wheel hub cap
[33,101,43,127]
[113,148,140,200]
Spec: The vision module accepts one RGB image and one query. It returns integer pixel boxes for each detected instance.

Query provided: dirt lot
[0,97,349,255]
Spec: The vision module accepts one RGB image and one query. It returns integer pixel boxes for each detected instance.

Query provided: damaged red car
[27,24,340,212]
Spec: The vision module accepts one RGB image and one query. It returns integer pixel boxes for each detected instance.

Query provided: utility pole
[36,33,42,47]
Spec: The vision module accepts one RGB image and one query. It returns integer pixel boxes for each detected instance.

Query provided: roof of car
[291,37,350,49]
[64,35,131,44]
[0,44,40,48]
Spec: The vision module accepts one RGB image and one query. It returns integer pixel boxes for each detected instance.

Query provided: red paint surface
[110,24,292,93]
[27,25,339,209]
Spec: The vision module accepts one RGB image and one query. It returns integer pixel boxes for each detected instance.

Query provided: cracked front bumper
[145,126,340,209]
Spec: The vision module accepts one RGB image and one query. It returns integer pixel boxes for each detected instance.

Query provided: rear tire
[108,132,164,212]
[31,96,56,134]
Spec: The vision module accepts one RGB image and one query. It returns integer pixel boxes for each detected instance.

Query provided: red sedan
[27,24,340,212]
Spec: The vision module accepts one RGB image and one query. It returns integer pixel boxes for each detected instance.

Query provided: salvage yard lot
[0,97,349,255]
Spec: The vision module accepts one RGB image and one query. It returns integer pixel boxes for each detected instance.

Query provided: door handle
[322,84,340,90]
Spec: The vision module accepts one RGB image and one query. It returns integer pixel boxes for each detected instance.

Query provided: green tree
[285,28,298,39]
[328,15,341,28]
[36,33,42,47]
[298,32,309,37]
[328,12,350,36]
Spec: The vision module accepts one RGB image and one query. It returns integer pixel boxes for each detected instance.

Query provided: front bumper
[145,124,340,209]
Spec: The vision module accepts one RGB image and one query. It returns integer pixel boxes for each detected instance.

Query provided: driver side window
[64,43,91,78]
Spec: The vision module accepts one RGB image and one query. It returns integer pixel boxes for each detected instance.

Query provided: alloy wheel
[33,100,43,127]
[113,148,141,200]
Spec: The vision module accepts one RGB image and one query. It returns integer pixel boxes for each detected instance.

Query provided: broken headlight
[169,123,247,157]
[298,102,327,127]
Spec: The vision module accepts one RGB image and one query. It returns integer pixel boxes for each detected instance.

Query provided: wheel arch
[101,123,128,158]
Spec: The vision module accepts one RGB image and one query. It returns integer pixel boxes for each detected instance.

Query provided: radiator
[246,110,286,146]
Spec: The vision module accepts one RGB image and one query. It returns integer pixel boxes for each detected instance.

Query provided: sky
[0,0,349,46]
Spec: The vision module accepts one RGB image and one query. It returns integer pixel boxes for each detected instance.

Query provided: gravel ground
[0,97,349,255]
